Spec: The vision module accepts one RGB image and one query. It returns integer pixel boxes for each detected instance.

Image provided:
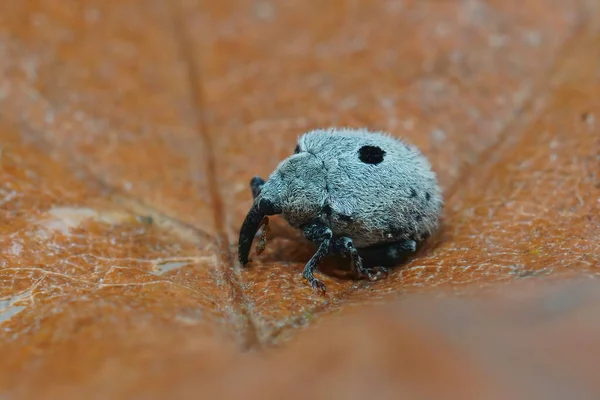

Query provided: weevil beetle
[238,127,443,293]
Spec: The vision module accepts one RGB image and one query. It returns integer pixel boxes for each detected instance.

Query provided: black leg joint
[250,176,266,199]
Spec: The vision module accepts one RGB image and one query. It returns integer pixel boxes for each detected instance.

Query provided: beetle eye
[358,145,385,164]
[294,144,301,154]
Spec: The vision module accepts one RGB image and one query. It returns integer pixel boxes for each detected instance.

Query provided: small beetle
[238,127,443,292]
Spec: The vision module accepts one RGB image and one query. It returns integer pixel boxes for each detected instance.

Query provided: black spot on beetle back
[358,145,386,164]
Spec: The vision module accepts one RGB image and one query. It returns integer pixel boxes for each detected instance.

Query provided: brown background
[0,0,598,398]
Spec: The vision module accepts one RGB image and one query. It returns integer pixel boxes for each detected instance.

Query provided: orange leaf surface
[0,0,599,398]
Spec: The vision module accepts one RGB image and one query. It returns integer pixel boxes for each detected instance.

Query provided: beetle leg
[255,216,270,255]
[333,237,388,281]
[302,221,333,293]
[357,239,417,268]
[250,176,266,199]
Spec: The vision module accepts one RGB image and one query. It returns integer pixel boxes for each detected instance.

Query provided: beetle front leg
[250,176,265,199]
[302,221,333,293]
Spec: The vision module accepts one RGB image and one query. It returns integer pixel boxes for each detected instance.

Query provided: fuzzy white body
[258,128,443,248]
